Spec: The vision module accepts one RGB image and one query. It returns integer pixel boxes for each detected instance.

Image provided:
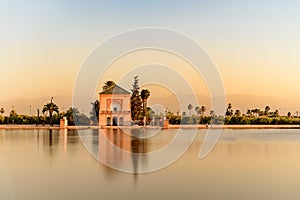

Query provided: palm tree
[65,107,80,125]
[235,110,241,116]
[9,109,17,124]
[141,89,150,121]
[265,106,270,116]
[226,103,233,116]
[246,109,251,117]
[274,109,279,117]
[253,108,260,117]
[10,109,17,116]
[187,104,193,116]
[102,81,115,91]
[42,98,59,126]
[0,108,4,116]
[201,106,206,116]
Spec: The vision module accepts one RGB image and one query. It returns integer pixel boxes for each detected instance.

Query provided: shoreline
[168,124,300,129]
[0,124,300,130]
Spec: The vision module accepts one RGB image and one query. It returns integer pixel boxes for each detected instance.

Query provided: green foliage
[226,103,233,116]
[1,99,299,126]
[0,108,4,115]
[102,81,116,91]
[167,103,300,125]
[141,89,150,119]
[64,107,90,126]
[169,115,181,124]
[42,100,59,126]
[181,116,197,124]
[90,100,100,124]
[130,76,143,121]
[265,106,271,116]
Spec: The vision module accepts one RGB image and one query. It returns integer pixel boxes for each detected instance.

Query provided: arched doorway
[107,117,111,126]
[113,116,118,126]
[119,117,124,126]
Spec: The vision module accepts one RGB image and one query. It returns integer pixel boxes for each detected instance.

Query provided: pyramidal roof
[100,84,131,94]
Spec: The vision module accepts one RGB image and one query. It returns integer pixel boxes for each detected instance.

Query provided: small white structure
[60,116,68,128]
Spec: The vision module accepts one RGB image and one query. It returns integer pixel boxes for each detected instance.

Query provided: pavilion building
[99,84,131,126]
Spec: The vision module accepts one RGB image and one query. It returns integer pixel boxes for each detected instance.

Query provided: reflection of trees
[41,129,79,159]
[104,129,148,153]
[98,128,149,175]
[42,129,56,159]
[43,129,57,146]
[131,129,147,154]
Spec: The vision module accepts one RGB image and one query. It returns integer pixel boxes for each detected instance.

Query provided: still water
[1,128,300,200]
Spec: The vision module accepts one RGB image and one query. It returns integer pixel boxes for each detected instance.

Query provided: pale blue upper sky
[0,0,300,101]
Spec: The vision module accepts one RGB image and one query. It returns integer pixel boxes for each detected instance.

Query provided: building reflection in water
[78,128,195,175]
[98,128,148,174]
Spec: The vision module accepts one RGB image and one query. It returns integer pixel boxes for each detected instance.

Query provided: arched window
[119,117,124,126]
[107,117,111,126]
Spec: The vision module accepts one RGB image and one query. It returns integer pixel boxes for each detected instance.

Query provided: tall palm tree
[274,109,279,117]
[0,108,4,116]
[265,106,270,116]
[141,89,150,120]
[201,106,206,116]
[42,98,59,126]
[187,104,193,116]
[226,103,233,116]
[9,109,17,124]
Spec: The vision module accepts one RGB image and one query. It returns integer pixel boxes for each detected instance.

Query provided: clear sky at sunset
[0,0,299,110]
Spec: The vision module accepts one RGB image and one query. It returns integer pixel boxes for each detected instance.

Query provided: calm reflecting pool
[1,128,300,200]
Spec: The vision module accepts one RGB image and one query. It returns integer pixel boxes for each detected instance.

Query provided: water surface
[1,128,300,200]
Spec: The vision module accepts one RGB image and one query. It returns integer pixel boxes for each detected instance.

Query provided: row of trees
[172,103,300,125]
[185,103,297,118]
[1,101,299,126]
[0,98,90,126]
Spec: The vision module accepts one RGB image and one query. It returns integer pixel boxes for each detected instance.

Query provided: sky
[0,0,299,113]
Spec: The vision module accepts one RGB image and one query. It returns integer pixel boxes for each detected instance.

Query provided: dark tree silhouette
[42,97,59,126]
[131,76,143,121]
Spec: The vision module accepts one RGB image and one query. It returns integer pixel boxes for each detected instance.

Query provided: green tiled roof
[100,85,131,94]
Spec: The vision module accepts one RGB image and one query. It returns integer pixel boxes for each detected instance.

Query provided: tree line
[0,77,152,126]
[1,79,299,126]
[167,103,300,125]
[0,98,90,126]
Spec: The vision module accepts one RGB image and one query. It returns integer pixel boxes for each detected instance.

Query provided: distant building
[99,84,131,126]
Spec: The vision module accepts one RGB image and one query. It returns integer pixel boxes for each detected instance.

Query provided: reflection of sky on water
[220,129,300,142]
[1,129,300,200]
